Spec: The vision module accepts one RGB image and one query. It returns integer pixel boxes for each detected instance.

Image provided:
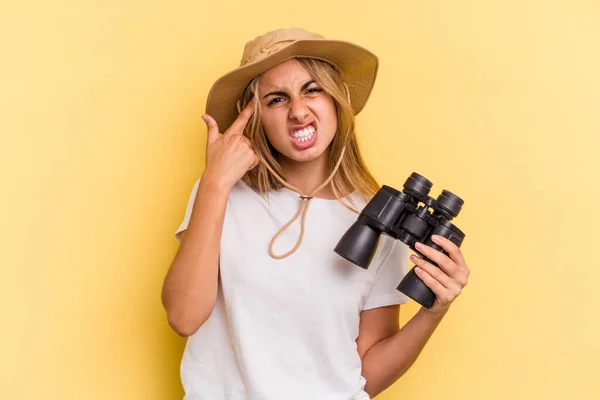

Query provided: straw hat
[205,27,379,129]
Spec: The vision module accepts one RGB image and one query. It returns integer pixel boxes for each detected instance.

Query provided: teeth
[292,125,315,139]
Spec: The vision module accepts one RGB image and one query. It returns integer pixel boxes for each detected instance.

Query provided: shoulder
[340,191,371,214]
[226,180,279,210]
[230,179,268,200]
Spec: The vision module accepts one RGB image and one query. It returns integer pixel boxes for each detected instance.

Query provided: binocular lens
[333,221,380,269]
[436,190,464,218]
[403,173,432,198]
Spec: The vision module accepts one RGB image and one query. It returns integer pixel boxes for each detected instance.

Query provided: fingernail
[410,255,418,262]
[431,235,440,242]
[415,267,422,274]
[415,242,424,250]
[201,115,207,122]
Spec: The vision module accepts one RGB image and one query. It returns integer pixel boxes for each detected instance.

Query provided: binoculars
[334,172,466,308]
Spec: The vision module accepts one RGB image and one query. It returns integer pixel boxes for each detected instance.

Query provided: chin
[283,141,331,163]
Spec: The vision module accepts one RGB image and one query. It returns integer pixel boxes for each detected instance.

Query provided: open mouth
[290,123,317,148]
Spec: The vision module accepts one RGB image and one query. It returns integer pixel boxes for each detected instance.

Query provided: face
[257,59,337,164]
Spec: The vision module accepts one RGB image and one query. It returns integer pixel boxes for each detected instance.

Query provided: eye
[306,88,322,95]
[267,97,286,106]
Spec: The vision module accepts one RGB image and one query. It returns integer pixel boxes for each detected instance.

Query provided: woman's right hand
[201,98,259,191]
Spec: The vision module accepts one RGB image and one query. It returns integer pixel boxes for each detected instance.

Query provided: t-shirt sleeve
[174,177,201,244]
[362,236,410,310]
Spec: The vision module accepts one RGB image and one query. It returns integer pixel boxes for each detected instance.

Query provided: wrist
[419,305,449,321]
[201,170,233,194]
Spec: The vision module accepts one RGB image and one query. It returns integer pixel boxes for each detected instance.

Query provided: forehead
[258,59,312,92]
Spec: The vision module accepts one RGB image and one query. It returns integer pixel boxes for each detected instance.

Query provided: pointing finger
[226,97,256,135]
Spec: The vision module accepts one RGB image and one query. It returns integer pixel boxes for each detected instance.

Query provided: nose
[288,98,310,123]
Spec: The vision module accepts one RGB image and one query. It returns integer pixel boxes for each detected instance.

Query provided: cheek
[319,102,338,134]
[260,112,286,144]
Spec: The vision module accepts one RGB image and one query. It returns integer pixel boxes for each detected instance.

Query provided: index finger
[225,97,256,135]
[430,235,467,267]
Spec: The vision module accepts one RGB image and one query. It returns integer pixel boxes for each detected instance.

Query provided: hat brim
[205,39,379,130]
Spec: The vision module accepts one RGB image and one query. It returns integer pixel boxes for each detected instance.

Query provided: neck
[278,150,336,199]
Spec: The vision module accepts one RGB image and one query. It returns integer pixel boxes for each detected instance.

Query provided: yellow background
[2,1,598,399]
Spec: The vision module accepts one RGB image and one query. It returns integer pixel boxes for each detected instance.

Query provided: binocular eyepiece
[334,172,466,308]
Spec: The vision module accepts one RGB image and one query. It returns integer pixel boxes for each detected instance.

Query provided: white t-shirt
[174,178,409,400]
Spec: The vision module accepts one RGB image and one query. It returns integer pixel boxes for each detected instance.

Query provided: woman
[162,27,470,400]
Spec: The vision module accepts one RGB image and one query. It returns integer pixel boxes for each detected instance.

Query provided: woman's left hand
[409,234,470,316]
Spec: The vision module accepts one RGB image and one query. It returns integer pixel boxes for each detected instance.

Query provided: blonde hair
[238,57,380,208]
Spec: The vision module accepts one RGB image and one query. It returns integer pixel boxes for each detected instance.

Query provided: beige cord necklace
[257,146,348,259]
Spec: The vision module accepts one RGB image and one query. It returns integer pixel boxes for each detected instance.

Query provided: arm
[358,234,470,397]
[161,176,230,337]
[161,100,257,337]
[358,306,447,397]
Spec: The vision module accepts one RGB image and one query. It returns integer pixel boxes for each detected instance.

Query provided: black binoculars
[334,172,466,308]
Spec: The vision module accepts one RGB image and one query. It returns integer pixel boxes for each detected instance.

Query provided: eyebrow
[262,80,316,99]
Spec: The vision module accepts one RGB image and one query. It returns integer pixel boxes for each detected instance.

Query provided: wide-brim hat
[205,27,379,130]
